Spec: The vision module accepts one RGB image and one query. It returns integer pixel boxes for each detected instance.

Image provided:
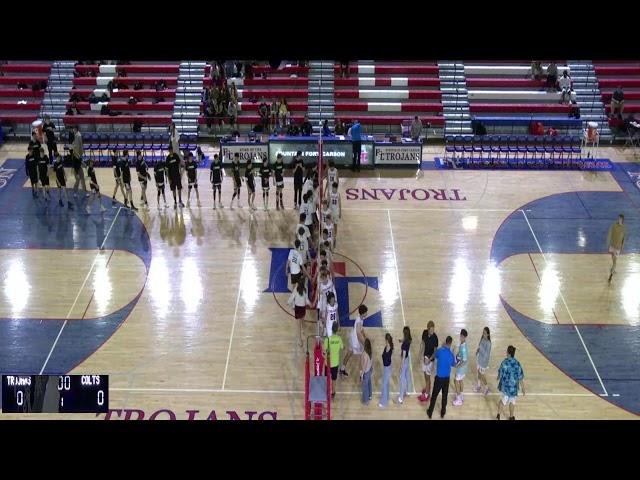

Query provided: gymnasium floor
[0,141,638,420]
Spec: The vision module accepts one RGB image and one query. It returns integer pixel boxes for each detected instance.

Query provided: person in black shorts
[25,146,39,198]
[111,149,126,207]
[43,115,57,160]
[273,153,285,210]
[245,157,256,211]
[209,153,224,209]
[260,155,272,211]
[185,151,200,207]
[37,147,51,201]
[166,145,184,208]
[86,159,106,214]
[292,150,304,209]
[53,152,73,209]
[119,150,138,211]
[135,150,150,208]
[230,152,242,209]
[154,156,168,208]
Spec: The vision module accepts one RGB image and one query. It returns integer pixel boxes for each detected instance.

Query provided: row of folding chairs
[62,133,199,166]
[445,155,590,170]
[444,135,582,161]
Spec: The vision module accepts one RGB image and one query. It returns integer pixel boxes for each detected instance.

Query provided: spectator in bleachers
[270,97,280,130]
[287,118,300,136]
[301,115,313,136]
[210,62,221,87]
[340,60,350,78]
[546,61,558,92]
[558,70,573,104]
[221,82,231,112]
[230,82,238,104]
[334,119,346,136]
[259,98,270,133]
[279,98,290,127]
[410,116,423,142]
[213,98,225,131]
[611,86,625,117]
[569,100,581,119]
[204,100,215,132]
[322,120,332,137]
[227,98,238,131]
[530,61,543,81]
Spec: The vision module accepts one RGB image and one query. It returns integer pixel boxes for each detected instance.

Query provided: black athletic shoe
[509,416,515,420]
[112,199,116,206]
[340,369,348,377]
[608,272,613,283]
[130,205,138,211]
[331,393,336,399]
[427,410,432,419]
[59,199,64,207]
[496,414,501,420]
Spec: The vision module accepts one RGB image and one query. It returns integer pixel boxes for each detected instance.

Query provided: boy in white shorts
[341,304,368,376]
[452,328,468,406]
[496,345,525,420]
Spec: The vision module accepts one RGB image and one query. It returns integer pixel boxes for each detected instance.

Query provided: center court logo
[0,167,17,189]
[98,409,278,420]
[264,248,383,327]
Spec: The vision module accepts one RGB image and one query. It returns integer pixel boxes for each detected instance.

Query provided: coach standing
[427,335,457,419]
[350,119,362,172]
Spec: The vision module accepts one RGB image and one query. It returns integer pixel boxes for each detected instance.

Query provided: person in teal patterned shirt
[496,345,525,420]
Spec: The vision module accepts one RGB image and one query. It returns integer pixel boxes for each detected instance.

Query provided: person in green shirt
[323,322,344,399]
[607,214,625,283]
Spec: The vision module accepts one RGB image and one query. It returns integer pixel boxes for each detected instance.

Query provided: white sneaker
[397,397,404,404]
[85,207,91,214]
[100,205,106,212]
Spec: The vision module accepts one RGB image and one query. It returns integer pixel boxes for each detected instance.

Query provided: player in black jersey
[154,157,168,208]
[166,145,184,208]
[135,150,150,208]
[185,151,200,207]
[230,152,242,209]
[245,157,257,211]
[25,146,39,198]
[111,149,126,207]
[209,153,224,209]
[37,147,51,201]
[86,159,106,213]
[119,150,138,211]
[292,150,304,209]
[273,153,285,210]
[53,153,73,209]
[260,154,272,211]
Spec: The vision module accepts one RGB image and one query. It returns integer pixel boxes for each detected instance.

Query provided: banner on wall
[374,143,422,165]
[268,140,374,167]
[219,142,268,164]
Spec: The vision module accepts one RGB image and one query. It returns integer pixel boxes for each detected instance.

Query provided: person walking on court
[350,119,362,172]
[607,213,625,283]
[496,345,525,420]
[25,146,39,198]
[379,333,393,408]
[342,304,368,375]
[452,328,468,406]
[360,338,373,405]
[474,327,492,396]
[292,151,304,209]
[86,159,106,213]
[324,322,344,399]
[287,279,312,348]
[397,326,413,404]
[427,335,457,419]
[419,320,438,402]
[70,125,87,196]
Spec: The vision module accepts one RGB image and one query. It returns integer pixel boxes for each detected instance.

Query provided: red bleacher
[0,62,51,128]
[73,77,178,87]
[66,101,174,112]
[594,62,640,116]
[75,64,180,74]
[64,63,179,130]
[470,103,571,113]
[336,65,439,75]
[64,115,172,125]
[335,89,442,99]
